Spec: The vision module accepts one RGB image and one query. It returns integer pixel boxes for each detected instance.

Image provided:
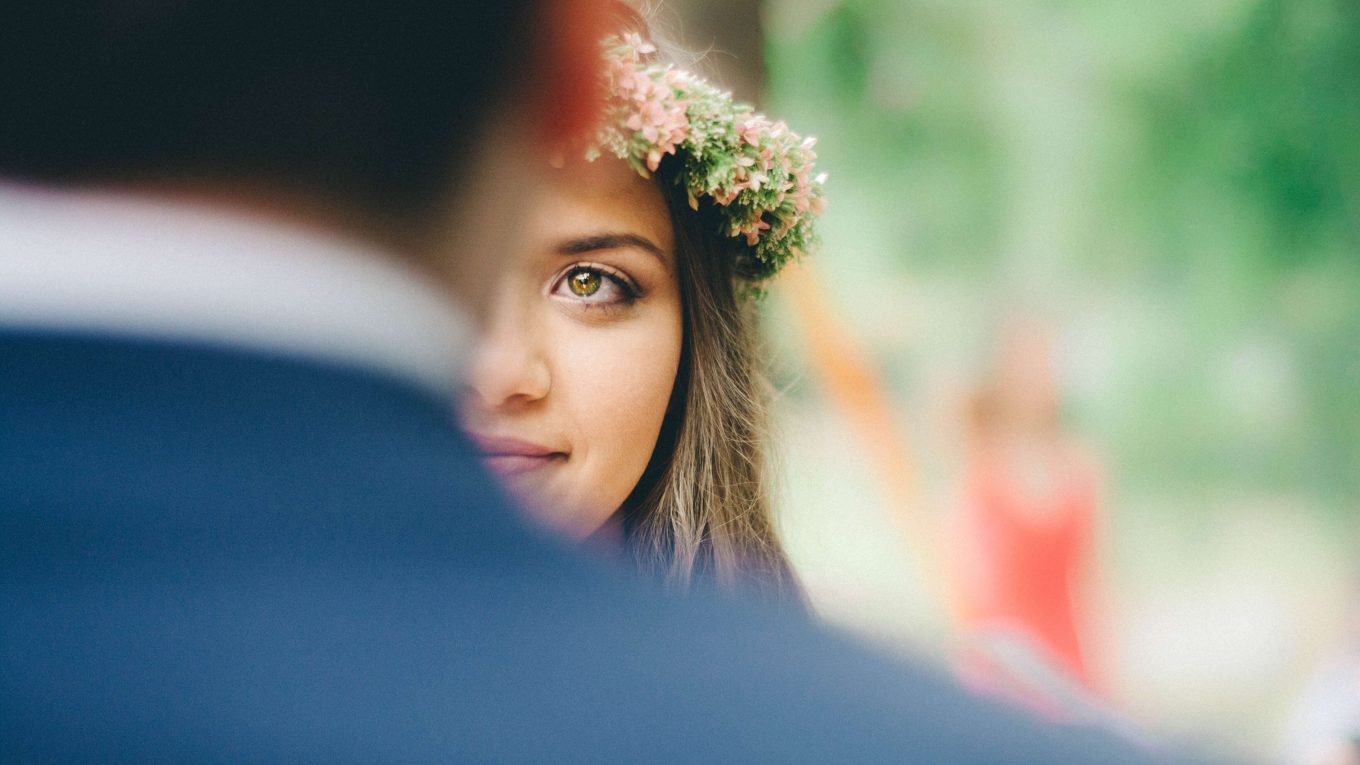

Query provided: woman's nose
[464,302,551,410]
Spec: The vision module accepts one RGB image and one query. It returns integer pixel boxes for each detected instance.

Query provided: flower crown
[586,32,826,283]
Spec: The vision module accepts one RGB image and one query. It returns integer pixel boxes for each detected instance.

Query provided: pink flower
[621,33,655,57]
[743,217,771,245]
[737,118,766,146]
[593,32,826,277]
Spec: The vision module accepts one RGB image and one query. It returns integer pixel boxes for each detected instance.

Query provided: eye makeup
[549,261,642,314]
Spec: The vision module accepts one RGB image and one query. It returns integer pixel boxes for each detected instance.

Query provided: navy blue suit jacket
[2,330,1199,763]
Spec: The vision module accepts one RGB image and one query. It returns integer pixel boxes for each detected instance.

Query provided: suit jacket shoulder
[1,331,1207,764]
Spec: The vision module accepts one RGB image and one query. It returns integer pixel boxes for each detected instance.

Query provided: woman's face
[459,157,683,539]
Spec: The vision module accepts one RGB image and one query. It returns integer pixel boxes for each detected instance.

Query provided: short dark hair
[0,2,536,221]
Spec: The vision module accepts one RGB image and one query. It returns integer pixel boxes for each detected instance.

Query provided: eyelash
[550,263,641,309]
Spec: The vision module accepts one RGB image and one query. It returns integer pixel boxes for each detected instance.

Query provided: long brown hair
[592,2,802,603]
[618,159,803,604]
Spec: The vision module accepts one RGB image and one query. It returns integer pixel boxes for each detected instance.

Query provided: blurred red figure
[952,319,1102,701]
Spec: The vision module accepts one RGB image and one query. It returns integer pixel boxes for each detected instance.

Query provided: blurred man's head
[0,1,606,312]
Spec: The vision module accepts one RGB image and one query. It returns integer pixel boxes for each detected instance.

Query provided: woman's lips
[469,434,566,477]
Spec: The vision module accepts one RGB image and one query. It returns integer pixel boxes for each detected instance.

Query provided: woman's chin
[581,514,626,554]
[506,486,619,546]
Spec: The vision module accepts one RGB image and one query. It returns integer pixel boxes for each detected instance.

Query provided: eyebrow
[556,233,669,269]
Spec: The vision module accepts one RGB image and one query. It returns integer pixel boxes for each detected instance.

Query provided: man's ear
[532,0,611,144]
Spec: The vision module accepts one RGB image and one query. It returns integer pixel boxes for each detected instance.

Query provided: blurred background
[659,0,1358,759]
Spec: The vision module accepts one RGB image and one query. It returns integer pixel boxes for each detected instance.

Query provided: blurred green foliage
[764,0,1359,510]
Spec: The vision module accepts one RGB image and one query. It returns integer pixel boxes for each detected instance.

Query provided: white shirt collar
[0,182,471,401]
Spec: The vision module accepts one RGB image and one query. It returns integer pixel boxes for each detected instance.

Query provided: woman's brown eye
[553,264,638,307]
[569,270,602,297]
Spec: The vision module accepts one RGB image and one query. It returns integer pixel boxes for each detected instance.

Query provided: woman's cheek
[556,313,680,489]
[565,321,677,426]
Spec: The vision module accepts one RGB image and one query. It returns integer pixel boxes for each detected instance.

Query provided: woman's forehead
[533,158,675,253]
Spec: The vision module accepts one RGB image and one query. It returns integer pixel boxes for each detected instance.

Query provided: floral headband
[586,32,826,283]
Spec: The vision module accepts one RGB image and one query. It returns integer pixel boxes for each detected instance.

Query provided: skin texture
[460,157,683,540]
